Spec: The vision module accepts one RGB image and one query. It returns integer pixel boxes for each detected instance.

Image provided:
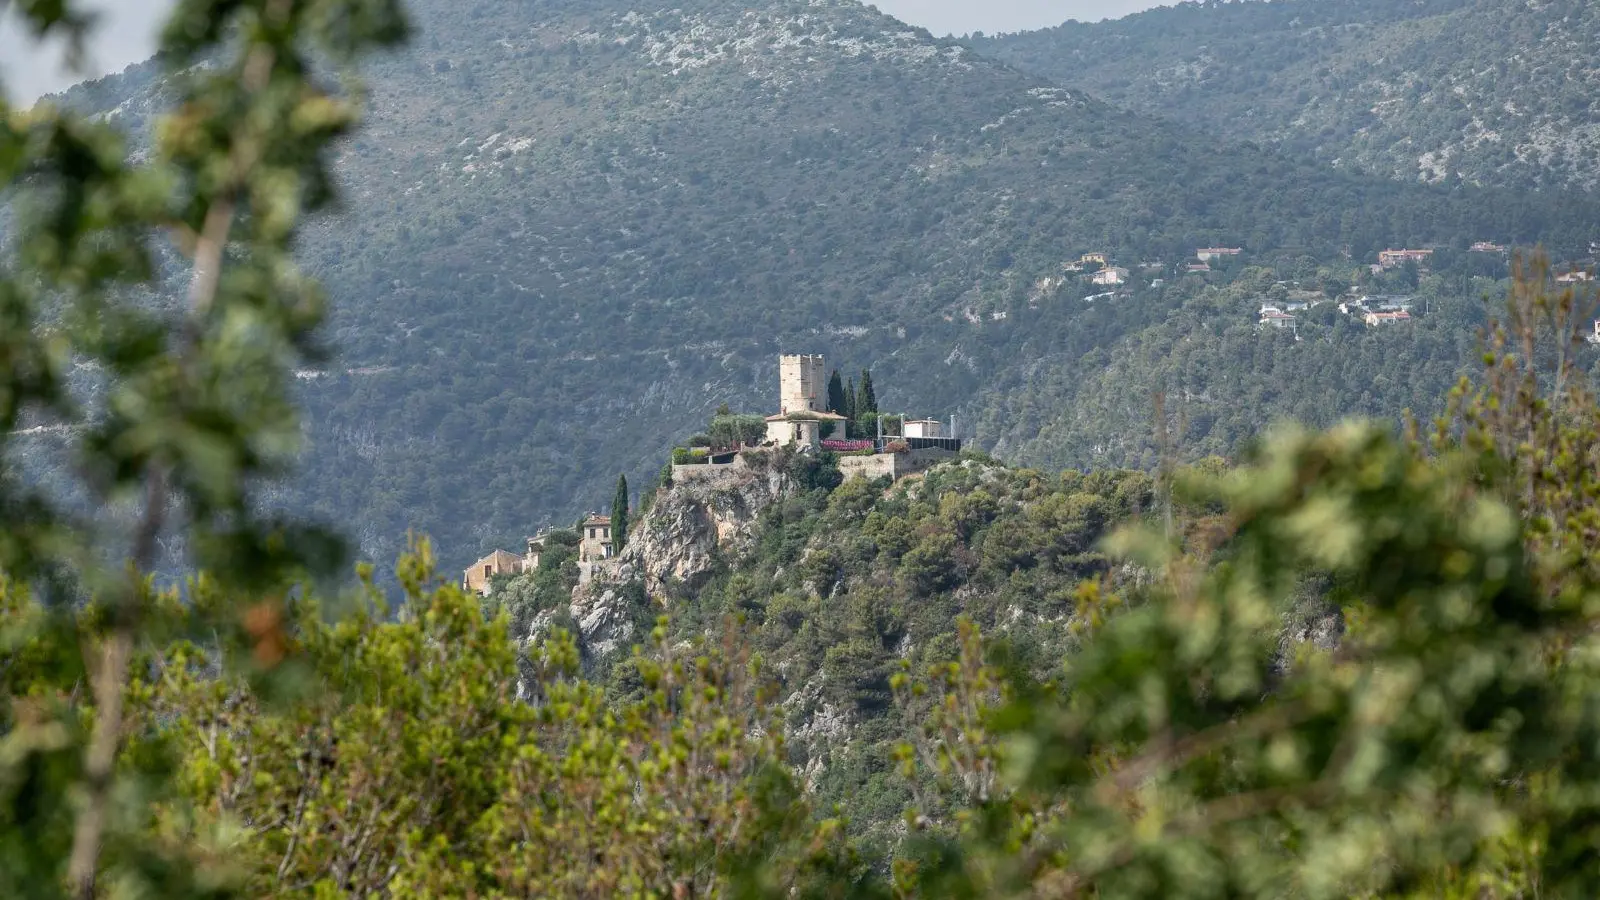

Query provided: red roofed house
[1364,310,1413,326]
[1258,307,1296,330]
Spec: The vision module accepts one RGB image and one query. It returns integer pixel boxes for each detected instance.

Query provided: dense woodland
[975,0,1600,191]
[5,0,1600,896]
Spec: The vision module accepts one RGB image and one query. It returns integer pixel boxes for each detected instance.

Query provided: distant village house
[1091,266,1129,286]
[1196,247,1242,262]
[1259,307,1296,330]
[1364,310,1412,327]
[1378,249,1433,269]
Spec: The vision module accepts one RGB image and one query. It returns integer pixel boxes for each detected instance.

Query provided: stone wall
[838,453,900,480]
[837,447,958,481]
[671,454,751,481]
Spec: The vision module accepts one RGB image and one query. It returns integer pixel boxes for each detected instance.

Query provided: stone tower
[779,354,827,414]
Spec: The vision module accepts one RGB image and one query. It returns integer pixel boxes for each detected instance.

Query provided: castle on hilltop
[462,353,962,596]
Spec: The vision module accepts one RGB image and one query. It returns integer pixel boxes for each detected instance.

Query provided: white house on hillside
[1259,307,1296,330]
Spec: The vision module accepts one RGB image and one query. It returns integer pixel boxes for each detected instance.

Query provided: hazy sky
[1,0,1159,103]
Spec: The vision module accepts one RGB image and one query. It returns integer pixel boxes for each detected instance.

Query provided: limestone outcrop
[563,455,794,661]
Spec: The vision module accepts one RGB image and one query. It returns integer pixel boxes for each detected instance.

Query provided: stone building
[463,549,524,596]
[779,353,827,414]
[524,530,550,572]
[766,353,845,449]
[579,514,614,563]
[903,418,945,438]
[764,410,846,448]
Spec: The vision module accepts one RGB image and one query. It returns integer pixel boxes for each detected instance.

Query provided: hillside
[972,0,1600,192]
[43,0,1600,574]
[485,447,1277,855]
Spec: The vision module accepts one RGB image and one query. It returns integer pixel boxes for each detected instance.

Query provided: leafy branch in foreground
[890,261,1600,897]
[898,422,1600,898]
[2,0,406,896]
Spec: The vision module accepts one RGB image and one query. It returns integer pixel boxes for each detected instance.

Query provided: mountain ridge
[973,0,1600,192]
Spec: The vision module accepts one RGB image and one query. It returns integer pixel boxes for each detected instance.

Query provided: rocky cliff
[543,456,798,664]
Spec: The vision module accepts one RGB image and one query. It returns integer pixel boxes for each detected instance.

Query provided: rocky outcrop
[611,459,791,596]
[563,453,794,661]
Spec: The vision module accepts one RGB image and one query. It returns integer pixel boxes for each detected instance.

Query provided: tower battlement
[779,354,827,415]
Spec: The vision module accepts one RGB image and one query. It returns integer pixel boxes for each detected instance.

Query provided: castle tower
[779,354,827,414]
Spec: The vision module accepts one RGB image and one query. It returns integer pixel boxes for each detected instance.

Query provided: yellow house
[463,549,524,596]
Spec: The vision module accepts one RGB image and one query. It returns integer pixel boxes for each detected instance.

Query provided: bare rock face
[565,457,792,661]
[617,461,792,596]
[572,583,640,659]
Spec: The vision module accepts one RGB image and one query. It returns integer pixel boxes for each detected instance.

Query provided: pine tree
[826,369,847,415]
[857,369,877,414]
[611,474,630,552]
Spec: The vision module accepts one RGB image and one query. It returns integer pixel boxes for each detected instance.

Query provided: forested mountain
[42,0,1599,573]
[14,1,1600,895]
[972,0,1600,192]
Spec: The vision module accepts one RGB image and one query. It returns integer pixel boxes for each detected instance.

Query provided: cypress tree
[611,474,629,553]
[826,369,847,415]
[844,377,858,439]
[857,369,877,414]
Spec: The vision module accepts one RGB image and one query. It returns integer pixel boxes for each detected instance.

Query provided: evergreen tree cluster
[828,367,881,438]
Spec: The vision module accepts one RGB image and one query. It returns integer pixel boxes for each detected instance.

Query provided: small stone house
[524,531,550,572]
[463,549,524,596]
[579,514,614,563]
[903,418,944,438]
[765,410,846,449]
